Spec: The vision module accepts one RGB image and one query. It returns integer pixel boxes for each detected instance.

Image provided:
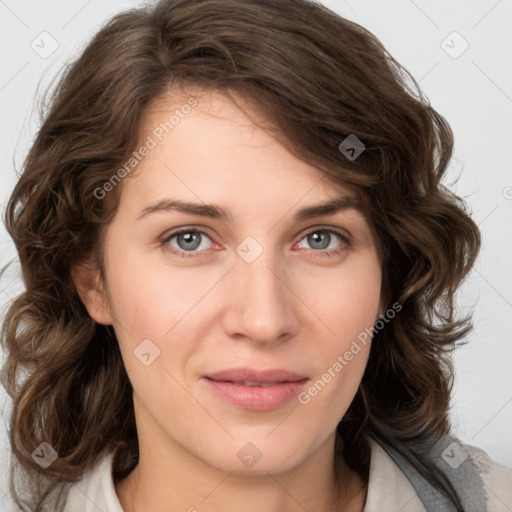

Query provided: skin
[74,88,383,512]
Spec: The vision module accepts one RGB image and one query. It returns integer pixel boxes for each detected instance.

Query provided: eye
[295,227,351,257]
[161,228,215,258]
[160,226,351,259]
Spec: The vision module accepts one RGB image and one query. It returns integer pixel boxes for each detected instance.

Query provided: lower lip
[202,378,309,410]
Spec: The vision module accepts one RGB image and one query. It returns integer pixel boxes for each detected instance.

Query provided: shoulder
[62,450,124,512]
[461,442,512,512]
[365,436,512,512]
[365,437,426,511]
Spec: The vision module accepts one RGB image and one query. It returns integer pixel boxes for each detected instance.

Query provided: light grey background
[1,0,511,509]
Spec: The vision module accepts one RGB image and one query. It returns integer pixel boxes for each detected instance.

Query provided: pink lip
[202,367,309,411]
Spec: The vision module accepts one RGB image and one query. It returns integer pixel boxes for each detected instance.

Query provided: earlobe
[377,299,385,320]
[71,263,113,325]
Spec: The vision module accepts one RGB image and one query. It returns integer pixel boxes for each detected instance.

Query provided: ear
[71,263,114,325]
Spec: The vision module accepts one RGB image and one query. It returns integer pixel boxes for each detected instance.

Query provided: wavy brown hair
[1,0,480,510]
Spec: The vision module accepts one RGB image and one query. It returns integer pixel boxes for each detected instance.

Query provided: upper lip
[204,367,308,383]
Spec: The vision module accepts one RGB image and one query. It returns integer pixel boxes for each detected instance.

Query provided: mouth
[202,368,309,410]
[204,367,308,384]
[214,380,289,387]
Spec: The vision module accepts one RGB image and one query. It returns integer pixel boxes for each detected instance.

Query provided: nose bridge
[223,238,296,343]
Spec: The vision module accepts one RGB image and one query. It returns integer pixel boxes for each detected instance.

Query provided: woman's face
[82,89,382,475]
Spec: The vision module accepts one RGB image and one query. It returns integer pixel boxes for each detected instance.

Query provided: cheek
[104,254,217,386]
[298,255,380,400]
[106,255,204,338]
[307,255,381,342]
[296,333,371,444]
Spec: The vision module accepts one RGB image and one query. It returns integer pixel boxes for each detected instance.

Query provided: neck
[115,435,367,512]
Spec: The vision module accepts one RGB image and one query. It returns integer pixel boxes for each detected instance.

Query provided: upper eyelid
[297,225,351,243]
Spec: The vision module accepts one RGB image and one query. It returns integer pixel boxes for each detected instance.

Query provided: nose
[221,245,298,346]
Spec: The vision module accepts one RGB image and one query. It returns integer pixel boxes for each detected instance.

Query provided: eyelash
[159,226,351,259]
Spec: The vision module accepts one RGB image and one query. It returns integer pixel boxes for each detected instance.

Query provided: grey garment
[373,434,487,512]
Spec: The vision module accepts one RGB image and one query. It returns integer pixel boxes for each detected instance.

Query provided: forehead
[120,87,367,224]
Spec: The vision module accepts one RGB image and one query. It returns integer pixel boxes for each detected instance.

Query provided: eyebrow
[136,194,364,223]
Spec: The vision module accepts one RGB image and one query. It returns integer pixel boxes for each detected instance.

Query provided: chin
[200,438,308,475]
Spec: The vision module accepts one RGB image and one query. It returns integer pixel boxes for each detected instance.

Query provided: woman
[1,0,510,511]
